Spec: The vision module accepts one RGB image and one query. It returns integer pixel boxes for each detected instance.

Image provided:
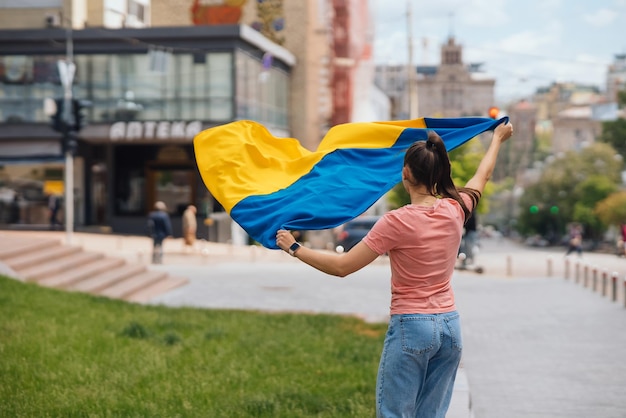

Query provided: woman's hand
[465,121,514,194]
[494,121,513,143]
[276,229,296,252]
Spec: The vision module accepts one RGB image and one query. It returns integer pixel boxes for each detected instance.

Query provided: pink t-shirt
[362,194,475,315]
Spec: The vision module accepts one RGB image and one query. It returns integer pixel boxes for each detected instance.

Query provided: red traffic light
[488,106,499,119]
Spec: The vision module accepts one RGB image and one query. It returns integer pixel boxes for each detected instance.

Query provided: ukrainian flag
[194,117,507,249]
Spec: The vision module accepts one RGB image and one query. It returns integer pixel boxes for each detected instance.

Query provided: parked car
[334,216,381,253]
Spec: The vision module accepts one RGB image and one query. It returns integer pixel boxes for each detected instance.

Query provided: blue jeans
[376,311,463,418]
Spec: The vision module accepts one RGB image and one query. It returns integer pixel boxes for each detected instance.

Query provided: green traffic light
[550,206,559,215]
[530,205,539,214]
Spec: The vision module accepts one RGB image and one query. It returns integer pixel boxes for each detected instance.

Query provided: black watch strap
[288,242,302,257]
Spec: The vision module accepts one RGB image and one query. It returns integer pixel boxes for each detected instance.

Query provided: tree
[595,191,626,227]
[598,89,626,158]
[599,119,626,158]
[516,142,623,242]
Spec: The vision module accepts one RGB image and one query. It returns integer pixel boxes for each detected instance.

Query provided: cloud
[494,21,563,55]
[370,0,621,101]
[583,8,618,26]
[456,0,510,27]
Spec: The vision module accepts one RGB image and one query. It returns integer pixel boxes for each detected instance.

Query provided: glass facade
[235,50,289,129]
[0,31,292,234]
[0,49,289,131]
[0,52,235,124]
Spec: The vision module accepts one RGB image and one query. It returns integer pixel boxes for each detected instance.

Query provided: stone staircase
[0,233,188,303]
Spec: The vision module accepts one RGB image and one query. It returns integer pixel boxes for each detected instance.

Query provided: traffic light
[50,98,65,133]
[529,205,539,214]
[72,99,89,132]
[62,131,79,156]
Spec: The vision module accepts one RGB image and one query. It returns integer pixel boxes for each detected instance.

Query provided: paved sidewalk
[452,239,626,418]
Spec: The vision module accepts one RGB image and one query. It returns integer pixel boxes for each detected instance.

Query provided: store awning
[0,140,63,164]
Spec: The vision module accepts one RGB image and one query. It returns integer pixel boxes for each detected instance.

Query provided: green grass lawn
[0,275,387,417]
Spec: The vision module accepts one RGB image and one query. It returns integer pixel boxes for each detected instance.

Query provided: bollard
[547,256,553,277]
[575,261,580,283]
[564,257,570,280]
[583,264,589,288]
[592,266,598,292]
[201,246,210,265]
[602,269,608,296]
[611,272,618,302]
[506,255,512,277]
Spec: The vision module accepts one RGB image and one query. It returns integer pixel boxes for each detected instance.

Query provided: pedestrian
[182,204,197,251]
[276,121,514,417]
[48,194,61,230]
[565,224,583,257]
[10,193,21,224]
[147,201,172,264]
[459,209,478,266]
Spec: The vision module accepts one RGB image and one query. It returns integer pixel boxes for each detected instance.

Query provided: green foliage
[573,203,604,241]
[534,128,553,163]
[595,191,626,226]
[599,118,626,159]
[387,138,497,213]
[598,88,626,159]
[573,175,617,208]
[120,321,151,339]
[516,143,624,241]
[618,90,626,107]
[0,276,386,417]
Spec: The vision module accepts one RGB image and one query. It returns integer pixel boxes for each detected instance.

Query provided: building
[493,99,537,183]
[373,64,411,120]
[0,0,150,29]
[551,107,602,155]
[416,37,496,118]
[0,24,294,238]
[0,0,383,245]
[606,54,626,104]
[151,0,377,151]
[531,81,605,123]
[375,36,496,120]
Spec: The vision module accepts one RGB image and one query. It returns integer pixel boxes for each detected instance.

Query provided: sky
[371,0,626,103]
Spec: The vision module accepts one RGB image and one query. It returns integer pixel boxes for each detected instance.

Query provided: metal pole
[63,25,74,245]
[406,1,418,119]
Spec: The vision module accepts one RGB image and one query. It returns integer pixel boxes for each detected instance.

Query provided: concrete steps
[0,232,188,303]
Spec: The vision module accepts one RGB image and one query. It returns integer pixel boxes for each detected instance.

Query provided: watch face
[289,242,300,252]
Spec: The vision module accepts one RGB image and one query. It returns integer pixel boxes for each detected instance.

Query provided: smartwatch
[288,242,302,257]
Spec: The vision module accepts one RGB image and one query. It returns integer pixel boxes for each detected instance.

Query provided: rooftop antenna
[448,12,455,39]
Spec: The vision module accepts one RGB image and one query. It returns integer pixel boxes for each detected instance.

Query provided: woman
[182,204,198,250]
[276,121,513,417]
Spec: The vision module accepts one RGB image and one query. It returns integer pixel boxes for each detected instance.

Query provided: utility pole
[406,0,418,119]
[57,24,75,245]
